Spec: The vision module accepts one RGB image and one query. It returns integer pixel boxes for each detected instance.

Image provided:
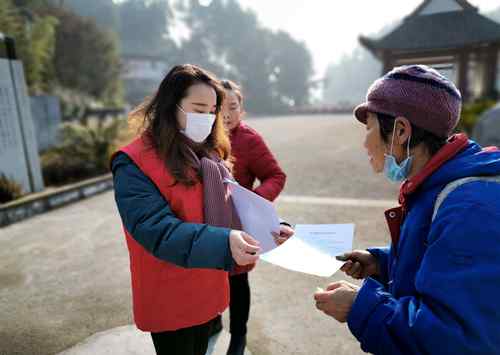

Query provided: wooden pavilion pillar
[456,51,470,101]
[382,51,395,75]
[482,46,498,100]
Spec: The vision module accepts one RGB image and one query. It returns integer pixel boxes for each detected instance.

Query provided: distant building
[360,0,500,101]
[122,54,169,81]
[121,54,169,104]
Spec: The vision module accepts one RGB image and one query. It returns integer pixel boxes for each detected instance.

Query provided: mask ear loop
[406,132,411,159]
[177,105,186,114]
[390,119,412,159]
[389,119,397,156]
[177,105,187,133]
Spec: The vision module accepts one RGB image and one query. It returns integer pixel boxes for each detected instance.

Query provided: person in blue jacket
[314,65,500,355]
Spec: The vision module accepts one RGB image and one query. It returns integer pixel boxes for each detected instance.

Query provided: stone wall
[30,95,62,152]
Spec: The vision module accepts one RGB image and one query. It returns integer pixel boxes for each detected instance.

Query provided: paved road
[0,114,399,355]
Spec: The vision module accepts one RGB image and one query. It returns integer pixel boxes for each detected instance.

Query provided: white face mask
[178,105,216,143]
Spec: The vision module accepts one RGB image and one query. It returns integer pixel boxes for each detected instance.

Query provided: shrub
[0,174,23,204]
[41,118,127,186]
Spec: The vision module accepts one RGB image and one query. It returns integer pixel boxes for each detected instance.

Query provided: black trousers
[229,272,250,336]
[150,317,220,355]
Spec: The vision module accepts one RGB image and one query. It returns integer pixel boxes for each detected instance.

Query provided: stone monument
[0,34,44,193]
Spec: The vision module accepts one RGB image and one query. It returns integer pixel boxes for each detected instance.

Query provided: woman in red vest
[111,65,291,355]
[220,80,289,355]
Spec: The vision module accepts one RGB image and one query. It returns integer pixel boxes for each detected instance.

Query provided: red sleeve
[247,132,286,201]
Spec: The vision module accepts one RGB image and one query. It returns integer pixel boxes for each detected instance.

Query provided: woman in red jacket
[221,80,289,355]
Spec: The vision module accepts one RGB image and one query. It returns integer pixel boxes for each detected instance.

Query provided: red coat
[116,137,229,331]
[230,121,286,274]
[231,121,286,200]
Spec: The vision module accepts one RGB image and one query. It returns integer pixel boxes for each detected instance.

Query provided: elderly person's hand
[272,224,294,245]
[337,250,380,279]
[314,280,359,322]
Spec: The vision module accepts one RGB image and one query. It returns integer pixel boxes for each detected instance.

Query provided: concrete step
[57,324,251,355]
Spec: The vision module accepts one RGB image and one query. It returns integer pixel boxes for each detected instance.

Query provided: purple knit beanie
[354,65,462,137]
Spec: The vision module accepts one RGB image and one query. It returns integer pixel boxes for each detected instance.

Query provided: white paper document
[261,224,354,277]
[226,179,281,253]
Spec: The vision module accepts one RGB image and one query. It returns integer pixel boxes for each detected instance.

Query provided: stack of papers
[261,224,354,277]
[226,179,354,277]
[225,179,280,253]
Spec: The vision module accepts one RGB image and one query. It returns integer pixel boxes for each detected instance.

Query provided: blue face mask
[383,120,413,183]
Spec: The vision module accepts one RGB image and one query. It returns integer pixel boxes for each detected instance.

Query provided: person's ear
[394,117,412,146]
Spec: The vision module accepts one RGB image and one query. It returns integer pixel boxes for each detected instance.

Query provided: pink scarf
[188,149,242,229]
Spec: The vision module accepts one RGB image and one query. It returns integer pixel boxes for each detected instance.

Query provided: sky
[235,0,500,77]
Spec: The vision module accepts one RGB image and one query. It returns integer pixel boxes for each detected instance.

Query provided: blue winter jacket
[348,141,500,355]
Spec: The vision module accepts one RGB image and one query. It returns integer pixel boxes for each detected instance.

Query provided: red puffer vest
[114,137,229,332]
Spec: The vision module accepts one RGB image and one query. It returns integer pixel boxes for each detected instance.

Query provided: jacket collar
[398,133,469,207]
[385,133,469,251]
[230,120,245,136]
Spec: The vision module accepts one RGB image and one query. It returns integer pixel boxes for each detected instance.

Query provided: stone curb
[0,174,113,228]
